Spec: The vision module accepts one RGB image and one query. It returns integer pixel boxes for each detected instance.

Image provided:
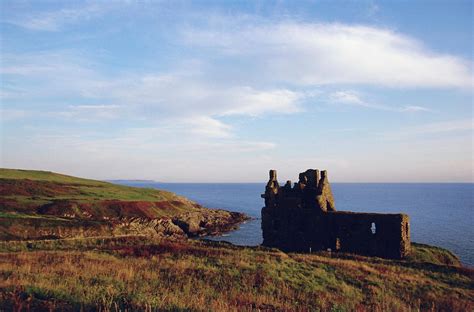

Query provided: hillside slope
[0,237,472,311]
[0,169,248,240]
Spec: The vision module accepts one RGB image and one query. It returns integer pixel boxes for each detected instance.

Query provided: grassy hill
[0,168,193,214]
[0,236,472,311]
[0,168,247,240]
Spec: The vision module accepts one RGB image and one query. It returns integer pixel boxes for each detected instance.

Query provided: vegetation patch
[0,237,472,311]
[0,169,248,240]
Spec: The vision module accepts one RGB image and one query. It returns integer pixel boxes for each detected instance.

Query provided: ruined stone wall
[261,169,410,259]
[326,212,410,258]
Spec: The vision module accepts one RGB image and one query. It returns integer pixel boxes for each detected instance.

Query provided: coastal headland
[0,168,249,240]
[0,168,472,311]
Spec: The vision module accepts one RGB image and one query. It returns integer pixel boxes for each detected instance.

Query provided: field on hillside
[0,169,248,241]
[0,237,472,311]
[0,168,196,216]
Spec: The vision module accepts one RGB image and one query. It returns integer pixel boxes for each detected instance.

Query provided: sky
[0,0,473,182]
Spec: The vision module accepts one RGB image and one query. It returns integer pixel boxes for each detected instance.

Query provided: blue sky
[1,0,472,182]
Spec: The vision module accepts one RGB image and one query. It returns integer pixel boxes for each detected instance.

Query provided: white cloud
[13,8,471,90]
[103,73,303,118]
[329,90,432,113]
[183,22,472,89]
[399,106,432,113]
[329,90,373,107]
[219,87,302,116]
[1,52,304,139]
[184,116,232,138]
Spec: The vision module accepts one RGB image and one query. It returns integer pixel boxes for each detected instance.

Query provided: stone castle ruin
[261,169,410,259]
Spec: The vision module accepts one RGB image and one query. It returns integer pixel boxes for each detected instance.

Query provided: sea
[118,182,474,267]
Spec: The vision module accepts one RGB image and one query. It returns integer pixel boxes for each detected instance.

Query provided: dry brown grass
[0,237,472,311]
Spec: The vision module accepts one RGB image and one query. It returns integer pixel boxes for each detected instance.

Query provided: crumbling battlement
[261,169,410,259]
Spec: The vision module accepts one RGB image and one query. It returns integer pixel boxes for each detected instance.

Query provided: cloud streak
[329,90,432,113]
[183,22,472,89]
[380,119,473,141]
[1,52,305,139]
[6,3,107,31]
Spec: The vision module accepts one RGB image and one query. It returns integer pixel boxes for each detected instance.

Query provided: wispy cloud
[329,90,375,108]
[329,90,432,113]
[55,104,121,121]
[10,7,471,90]
[400,119,473,135]
[6,3,107,31]
[381,119,473,141]
[183,116,233,139]
[399,106,432,113]
[1,51,305,140]
[107,74,304,118]
[183,22,472,89]
[2,126,278,181]
[366,1,380,18]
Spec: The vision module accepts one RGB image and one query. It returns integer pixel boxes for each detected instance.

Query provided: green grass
[0,237,472,311]
[0,212,45,219]
[0,168,104,185]
[0,168,207,240]
[0,168,200,218]
[0,168,247,241]
[407,243,462,266]
[0,168,174,202]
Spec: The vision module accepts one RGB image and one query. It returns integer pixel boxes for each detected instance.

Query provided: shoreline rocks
[172,210,250,237]
[0,209,250,241]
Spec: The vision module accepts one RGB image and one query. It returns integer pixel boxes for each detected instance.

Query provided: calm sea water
[119,182,474,267]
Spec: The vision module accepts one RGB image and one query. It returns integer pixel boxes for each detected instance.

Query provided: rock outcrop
[261,169,410,259]
[0,209,249,241]
[172,210,249,237]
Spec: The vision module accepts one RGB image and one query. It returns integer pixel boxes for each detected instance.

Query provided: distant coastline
[106,179,160,183]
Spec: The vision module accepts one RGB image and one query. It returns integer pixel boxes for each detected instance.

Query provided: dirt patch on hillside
[100,200,158,219]
[0,198,38,212]
[0,179,81,197]
[37,200,186,219]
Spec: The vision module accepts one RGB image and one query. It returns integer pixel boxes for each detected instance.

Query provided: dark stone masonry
[261,169,410,259]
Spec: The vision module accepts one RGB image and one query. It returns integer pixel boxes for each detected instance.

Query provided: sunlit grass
[0,237,472,311]
[0,169,200,222]
[0,167,173,202]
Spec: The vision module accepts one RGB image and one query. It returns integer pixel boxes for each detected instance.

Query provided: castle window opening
[371,222,376,234]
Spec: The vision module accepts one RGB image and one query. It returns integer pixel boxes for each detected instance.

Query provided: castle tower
[261,168,411,259]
